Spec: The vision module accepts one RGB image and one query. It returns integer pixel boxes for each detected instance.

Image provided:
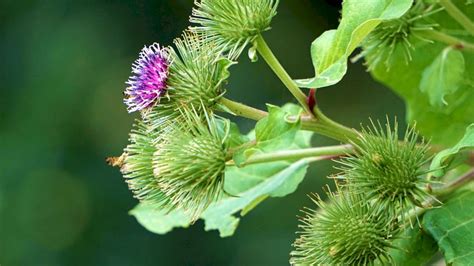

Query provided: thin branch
[404,168,474,224]
[219,97,268,121]
[439,0,474,36]
[219,97,361,143]
[417,30,474,52]
[432,168,474,196]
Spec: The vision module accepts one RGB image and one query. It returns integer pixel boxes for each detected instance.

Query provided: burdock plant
[337,121,432,213]
[354,1,443,70]
[117,106,228,220]
[144,31,234,132]
[120,122,170,207]
[291,189,397,265]
[166,31,233,106]
[190,0,279,59]
[153,107,228,219]
[109,0,474,265]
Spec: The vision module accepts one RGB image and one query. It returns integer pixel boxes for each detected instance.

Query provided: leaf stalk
[431,168,474,196]
[219,97,361,143]
[418,30,474,52]
[239,144,353,166]
[255,34,313,115]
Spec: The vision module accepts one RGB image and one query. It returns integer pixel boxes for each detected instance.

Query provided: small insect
[106,153,127,168]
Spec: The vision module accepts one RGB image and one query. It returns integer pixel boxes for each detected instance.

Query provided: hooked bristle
[291,188,397,265]
[190,0,279,59]
[336,119,432,215]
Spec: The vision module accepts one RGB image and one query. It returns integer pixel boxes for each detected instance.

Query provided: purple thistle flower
[124,43,170,113]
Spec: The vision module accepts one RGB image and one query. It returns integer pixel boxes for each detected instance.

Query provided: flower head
[190,0,279,58]
[337,120,431,213]
[356,1,440,71]
[153,106,229,219]
[124,43,171,113]
[121,121,170,207]
[167,31,233,105]
[143,31,234,132]
[291,189,397,265]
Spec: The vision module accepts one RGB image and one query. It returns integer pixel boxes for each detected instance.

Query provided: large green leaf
[367,1,474,145]
[217,118,250,149]
[383,228,438,265]
[202,159,310,237]
[129,203,191,234]
[430,124,474,177]
[420,47,465,108]
[226,104,312,194]
[423,190,474,265]
[295,0,413,88]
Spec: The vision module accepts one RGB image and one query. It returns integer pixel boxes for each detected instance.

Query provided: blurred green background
[0,0,405,265]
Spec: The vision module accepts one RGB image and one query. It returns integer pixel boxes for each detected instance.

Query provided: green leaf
[367,1,474,145]
[201,159,310,237]
[295,0,413,88]
[255,104,300,142]
[420,47,465,108]
[383,228,438,265]
[430,124,474,177]
[129,203,192,234]
[423,190,474,265]
[226,104,312,194]
[216,118,250,149]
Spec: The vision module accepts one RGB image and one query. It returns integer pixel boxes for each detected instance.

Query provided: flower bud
[190,0,279,58]
[291,189,396,265]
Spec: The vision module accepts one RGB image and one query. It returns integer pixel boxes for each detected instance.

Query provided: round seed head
[190,0,279,59]
[337,120,431,213]
[166,31,234,107]
[121,121,170,207]
[291,189,397,265]
[357,1,441,71]
[153,106,228,219]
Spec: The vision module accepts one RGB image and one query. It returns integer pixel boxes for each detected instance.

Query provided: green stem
[439,0,474,36]
[301,108,361,144]
[255,34,312,115]
[239,144,353,166]
[219,97,268,121]
[219,97,361,143]
[431,168,474,196]
[417,30,474,52]
[404,168,474,223]
[402,197,436,227]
